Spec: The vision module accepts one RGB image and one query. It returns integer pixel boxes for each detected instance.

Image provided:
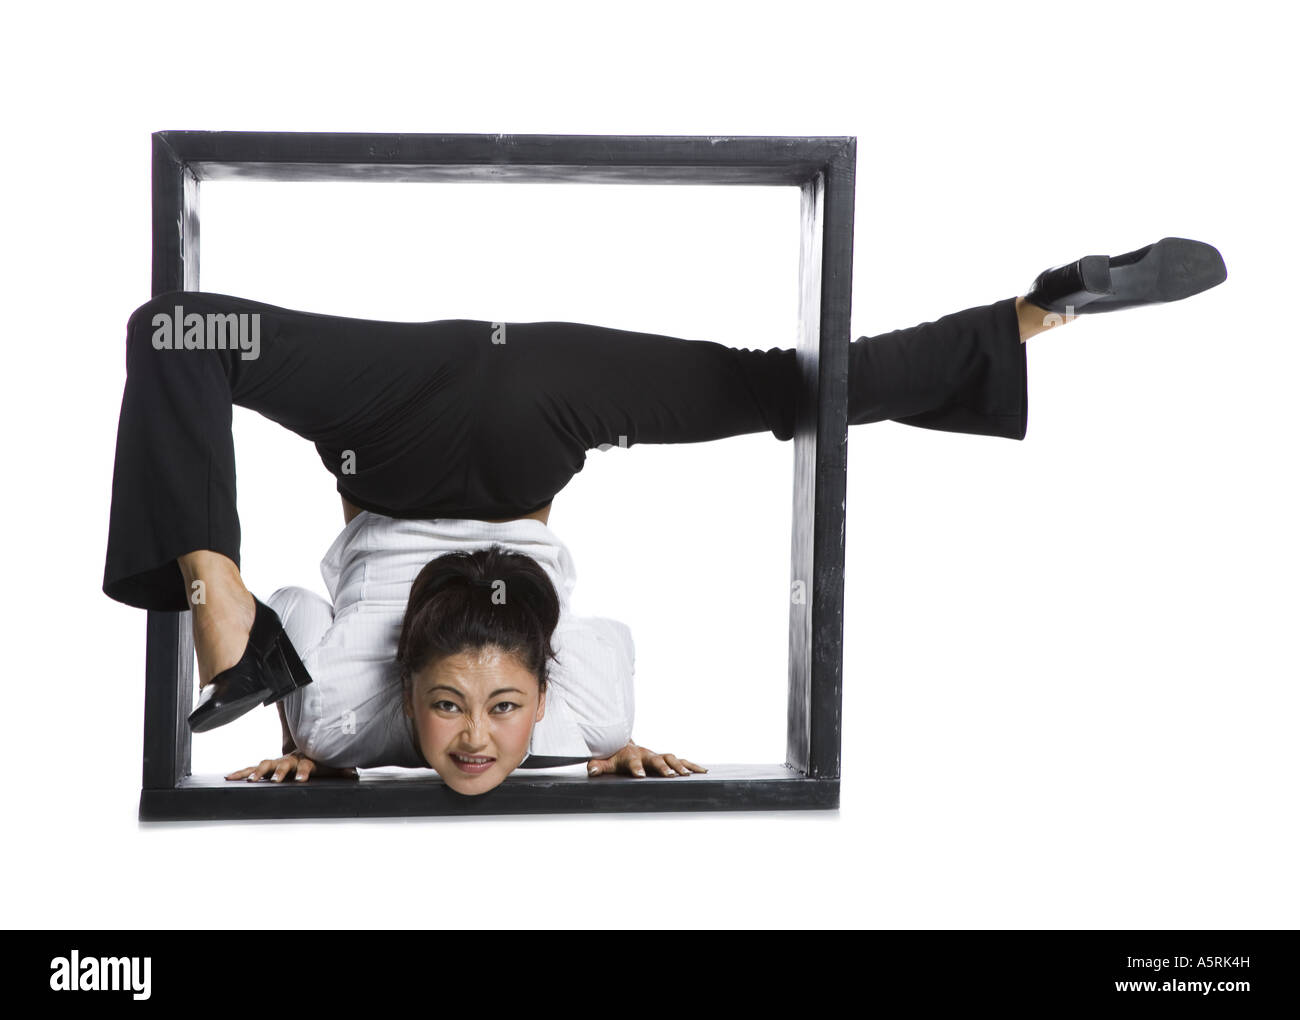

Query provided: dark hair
[397,544,562,711]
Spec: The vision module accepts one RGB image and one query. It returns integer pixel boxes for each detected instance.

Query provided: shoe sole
[189,686,269,733]
[189,647,312,733]
[1098,236,1228,311]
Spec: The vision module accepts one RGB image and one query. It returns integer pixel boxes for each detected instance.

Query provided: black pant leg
[103,294,245,611]
[103,293,1027,610]
[849,295,1027,440]
[464,318,802,517]
[466,297,1026,515]
[102,291,481,611]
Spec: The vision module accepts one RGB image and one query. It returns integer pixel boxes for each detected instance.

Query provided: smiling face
[403,644,546,796]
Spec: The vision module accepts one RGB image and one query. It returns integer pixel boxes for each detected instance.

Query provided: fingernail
[635,768,645,777]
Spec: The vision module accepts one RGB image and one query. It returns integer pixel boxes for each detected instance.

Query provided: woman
[101,236,1226,796]
[256,521,654,796]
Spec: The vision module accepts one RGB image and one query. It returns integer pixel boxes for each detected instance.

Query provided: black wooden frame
[137,131,855,822]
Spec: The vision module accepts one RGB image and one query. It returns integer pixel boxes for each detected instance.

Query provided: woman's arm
[546,616,707,778]
[222,586,358,781]
[545,616,637,757]
[278,701,295,756]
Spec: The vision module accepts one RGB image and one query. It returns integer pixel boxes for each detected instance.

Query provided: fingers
[649,753,705,777]
[588,749,647,777]
[660,753,708,776]
[226,755,317,783]
[250,758,281,782]
[623,741,647,777]
[586,748,708,778]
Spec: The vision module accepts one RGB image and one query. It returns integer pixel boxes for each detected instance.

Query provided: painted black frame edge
[140,130,854,818]
[157,129,854,166]
[156,130,856,186]
[139,776,840,822]
[811,139,854,780]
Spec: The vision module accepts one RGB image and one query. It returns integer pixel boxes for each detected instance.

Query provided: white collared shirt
[267,513,635,770]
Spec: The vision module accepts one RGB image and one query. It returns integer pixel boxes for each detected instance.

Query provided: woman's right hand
[225,752,358,783]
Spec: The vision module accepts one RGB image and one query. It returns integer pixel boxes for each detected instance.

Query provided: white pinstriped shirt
[266,513,635,770]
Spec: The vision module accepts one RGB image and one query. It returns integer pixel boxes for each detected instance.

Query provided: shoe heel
[260,629,314,705]
[1078,255,1111,295]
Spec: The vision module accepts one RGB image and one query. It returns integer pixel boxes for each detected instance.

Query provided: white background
[2,0,1294,929]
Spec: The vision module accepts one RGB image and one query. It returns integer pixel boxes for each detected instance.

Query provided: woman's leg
[106,290,1058,593]
[849,295,1032,439]
[464,294,1058,516]
[103,290,484,609]
[102,290,484,685]
[1015,294,1072,342]
[103,289,1062,684]
[177,549,254,689]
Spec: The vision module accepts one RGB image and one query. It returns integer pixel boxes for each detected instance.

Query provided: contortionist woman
[101,236,1227,797]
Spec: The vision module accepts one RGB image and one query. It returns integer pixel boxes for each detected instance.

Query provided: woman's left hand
[587,740,708,778]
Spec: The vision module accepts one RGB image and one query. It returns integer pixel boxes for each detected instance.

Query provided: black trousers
[102,290,1026,612]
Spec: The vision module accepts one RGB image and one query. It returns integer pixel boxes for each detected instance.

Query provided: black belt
[516,755,589,770]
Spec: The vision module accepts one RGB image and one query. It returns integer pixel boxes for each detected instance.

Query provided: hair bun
[397,543,562,695]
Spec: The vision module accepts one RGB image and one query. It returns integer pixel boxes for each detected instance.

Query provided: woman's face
[404,645,545,796]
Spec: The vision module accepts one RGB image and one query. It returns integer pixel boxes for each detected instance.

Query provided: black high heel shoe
[187,595,314,733]
[1024,236,1227,315]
